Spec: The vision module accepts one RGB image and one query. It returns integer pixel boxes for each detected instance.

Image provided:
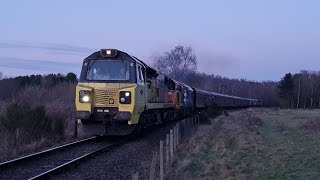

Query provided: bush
[206,103,223,117]
[199,103,224,124]
[0,103,65,143]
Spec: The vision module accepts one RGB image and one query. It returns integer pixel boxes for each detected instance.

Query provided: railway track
[0,136,126,179]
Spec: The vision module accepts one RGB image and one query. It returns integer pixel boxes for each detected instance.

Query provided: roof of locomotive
[85,49,163,78]
[84,49,134,60]
[84,49,154,71]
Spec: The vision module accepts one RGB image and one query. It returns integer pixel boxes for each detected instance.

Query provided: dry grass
[301,119,320,133]
[0,83,77,161]
[170,110,264,179]
[170,108,320,179]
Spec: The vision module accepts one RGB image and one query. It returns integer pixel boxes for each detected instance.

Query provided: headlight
[82,95,90,102]
[119,91,131,104]
[79,90,91,103]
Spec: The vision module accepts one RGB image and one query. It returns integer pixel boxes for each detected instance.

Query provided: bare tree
[153,45,197,81]
[293,74,301,108]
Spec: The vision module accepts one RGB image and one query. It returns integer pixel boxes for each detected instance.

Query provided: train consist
[75,49,262,135]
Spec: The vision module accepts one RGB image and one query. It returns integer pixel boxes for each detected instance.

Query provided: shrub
[0,103,65,144]
[199,103,224,124]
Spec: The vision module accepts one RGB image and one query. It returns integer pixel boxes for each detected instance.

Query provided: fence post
[170,129,173,161]
[173,127,176,150]
[191,118,194,131]
[149,155,155,180]
[185,119,188,139]
[166,134,169,173]
[176,125,179,148]
[181,120,185,140]
[132,172,138,180]
[160,141,164,180]
[176,124,179,145]
[174,125,176,146]
[174,125,178,150]
[196,115,198,125]
[187,118,190,137]
[192,117,195,133]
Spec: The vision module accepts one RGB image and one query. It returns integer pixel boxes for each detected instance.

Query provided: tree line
[153,45,319,108]
[0,72,77,100]
[278,71,320,108]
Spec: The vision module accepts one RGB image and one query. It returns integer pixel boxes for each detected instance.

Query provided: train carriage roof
[84,49,133,60]
[173,80,194,91]
[85,49,162,78]
[193,87,212,95]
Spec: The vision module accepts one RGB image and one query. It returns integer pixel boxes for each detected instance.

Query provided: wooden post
[176,126,179,148]
[192,117,195,133]
[190,118,193,135]
[132,172,138,180]
[189,118,192,136]
[160,141,164,180]
[196,115,199,125]
[183,119,186,138]
[182,120,185,140]
[177,125,179,145]
[170,129,173,160]
[187,118,190,137]
[173,128,176,151]
[149,154,156,180]
[166,134,169,173]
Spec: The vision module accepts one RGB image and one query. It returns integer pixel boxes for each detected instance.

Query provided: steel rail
[28,139,124,180]
[0,136,99,169]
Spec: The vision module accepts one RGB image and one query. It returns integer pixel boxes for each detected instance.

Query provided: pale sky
[0,0,319,81]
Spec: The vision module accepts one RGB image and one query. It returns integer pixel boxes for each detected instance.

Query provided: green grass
[171,109,320,180]
[258,111,320,179]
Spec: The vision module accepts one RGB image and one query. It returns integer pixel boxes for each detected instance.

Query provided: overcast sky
[0,0,319,81]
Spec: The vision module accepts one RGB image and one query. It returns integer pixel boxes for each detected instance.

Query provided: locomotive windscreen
[86,60,130,81]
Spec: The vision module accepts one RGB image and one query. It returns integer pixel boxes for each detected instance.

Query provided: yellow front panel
[76,82,144,125]
[94,89,118,107]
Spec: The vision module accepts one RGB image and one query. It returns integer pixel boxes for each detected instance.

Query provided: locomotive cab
[75,49,147,135]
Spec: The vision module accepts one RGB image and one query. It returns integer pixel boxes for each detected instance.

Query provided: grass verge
[170,108,320,179]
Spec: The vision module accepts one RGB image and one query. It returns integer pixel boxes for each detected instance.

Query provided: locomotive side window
[136,64,145,85]
[140,66,145,83]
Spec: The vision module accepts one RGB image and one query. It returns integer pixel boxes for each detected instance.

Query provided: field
[171,108,320,179]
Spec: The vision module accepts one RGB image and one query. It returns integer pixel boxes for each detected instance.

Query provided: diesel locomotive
[75,49,261,135]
